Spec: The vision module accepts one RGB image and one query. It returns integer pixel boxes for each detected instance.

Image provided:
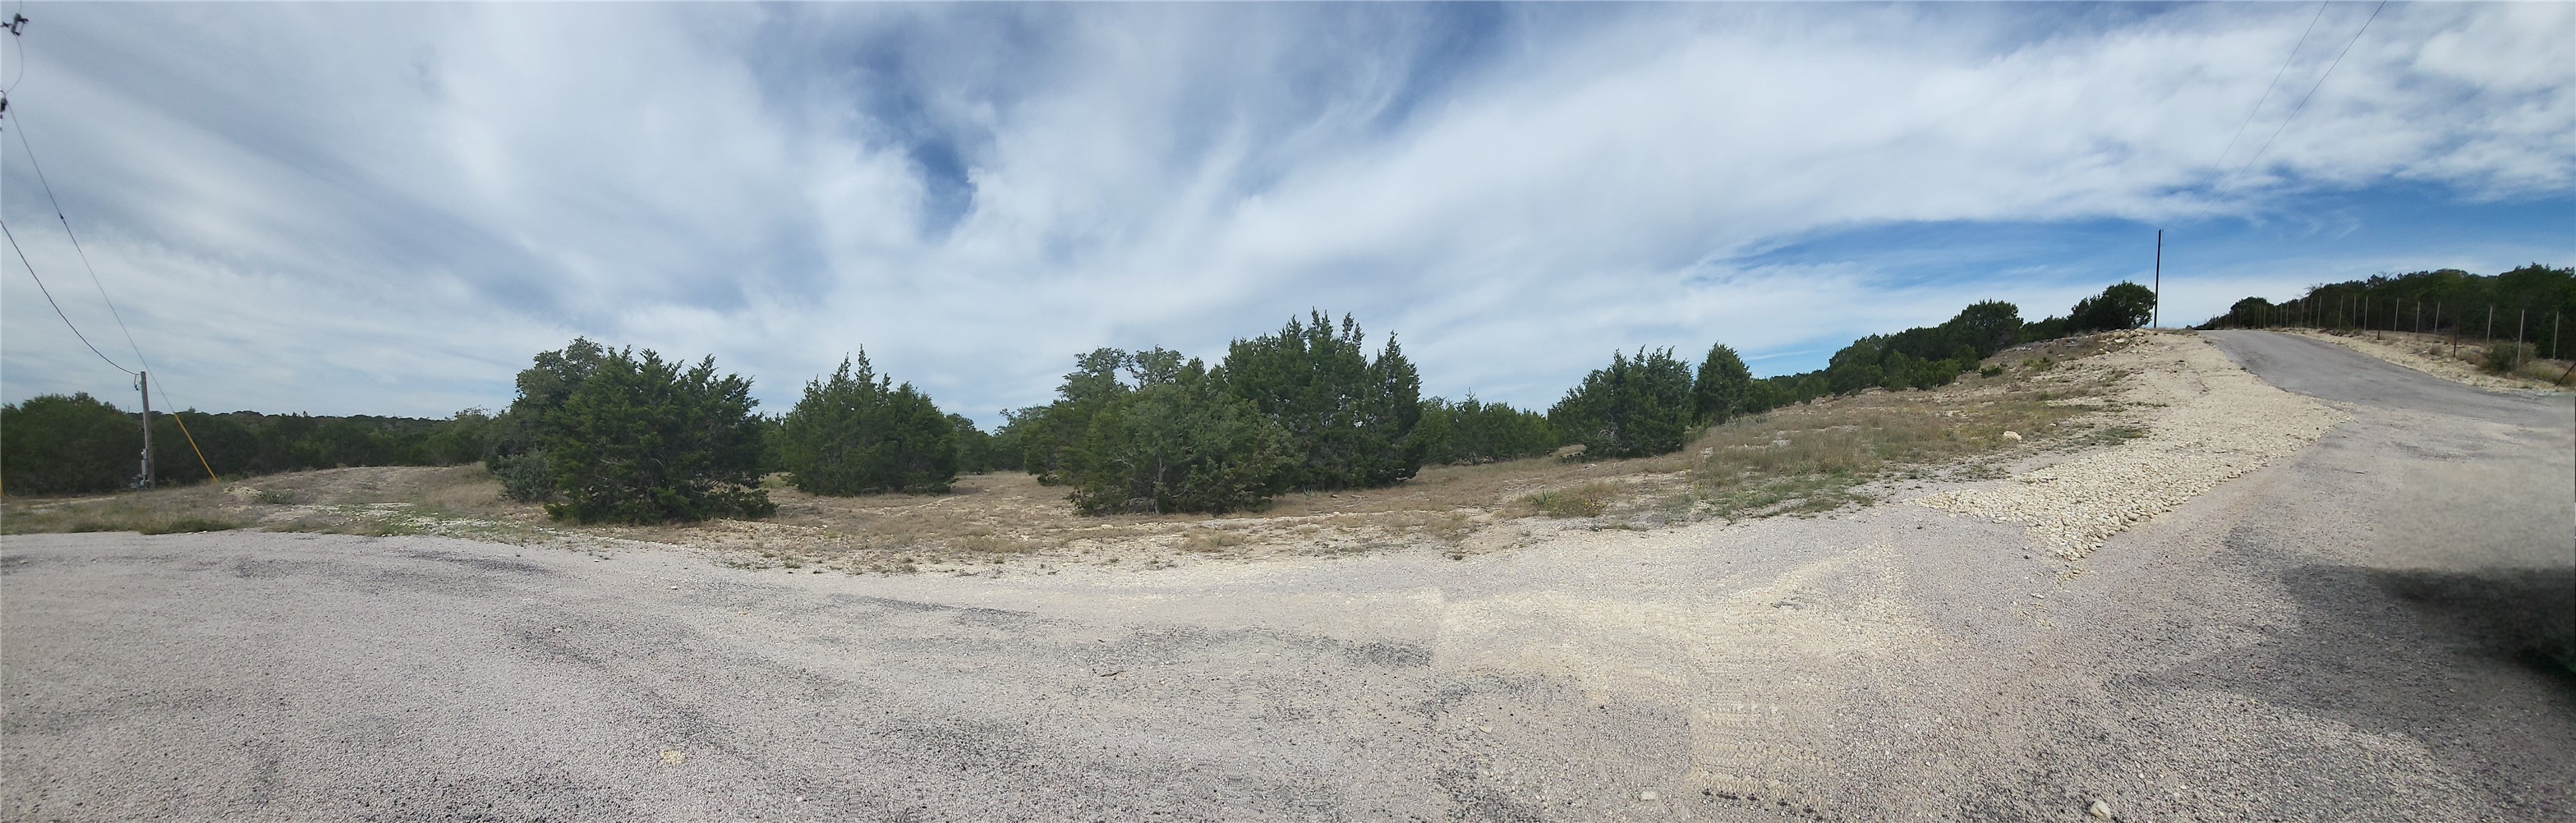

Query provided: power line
[2227,0,2390,188]
[2214,2,2330,172]
[3,219,136,375]
[9,108,150,372]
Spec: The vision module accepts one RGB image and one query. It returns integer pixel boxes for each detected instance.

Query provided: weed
[1182,530,1250,552]
[1517,482,1617,518]
[254,488,297,505]
[364,517,422,537]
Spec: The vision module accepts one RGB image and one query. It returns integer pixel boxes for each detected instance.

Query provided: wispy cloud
[4,2,2569,421]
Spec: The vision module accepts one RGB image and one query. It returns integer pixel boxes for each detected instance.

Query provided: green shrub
[1221,311,1424,490]
[2482,342,2532,375]
[776,353,958,495]
[1691,343,1755,425]
[1011,347,1132,485]
[2069,283,2156,333]
[532,344,774,524]
[1065,361,1290,514]
[1,393,140,494]
[1416,395,1559,465]
[491,450,555,503]
[1979,364,2005,378]
[1519,483,1616,517]
[1549,347,1695,458]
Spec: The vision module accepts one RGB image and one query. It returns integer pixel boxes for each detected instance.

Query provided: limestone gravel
[1916,332,2346,559]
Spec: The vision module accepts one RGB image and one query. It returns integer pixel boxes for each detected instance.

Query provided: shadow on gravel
[2114,563,2575,747]
[2368,564,2576,687]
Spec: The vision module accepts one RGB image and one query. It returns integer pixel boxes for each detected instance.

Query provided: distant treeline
[0,394,492,495]
[8,274,2272,514]
[2196,264,2574,354]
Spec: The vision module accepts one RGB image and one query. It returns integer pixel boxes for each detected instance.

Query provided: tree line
[2195,264,2574,359]
[6,280,2182,515]
[0,393,492,495]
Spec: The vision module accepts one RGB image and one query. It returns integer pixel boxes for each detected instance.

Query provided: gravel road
[4,330,2569,822]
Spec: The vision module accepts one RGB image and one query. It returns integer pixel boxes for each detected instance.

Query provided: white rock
[2089,799,2112,818]
[1639,790,1660,801]
[2001,430,2023,442]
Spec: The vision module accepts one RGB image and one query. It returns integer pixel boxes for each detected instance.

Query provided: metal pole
[137,370,154,489]
[2152,230,2162,329]
[2486,305,2495,341]
[2517,309,2527,370]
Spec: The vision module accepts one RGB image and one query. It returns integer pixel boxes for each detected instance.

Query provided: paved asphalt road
[3,332,2569,822]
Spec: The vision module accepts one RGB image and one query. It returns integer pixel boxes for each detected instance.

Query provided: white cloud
[2,2,2568,423]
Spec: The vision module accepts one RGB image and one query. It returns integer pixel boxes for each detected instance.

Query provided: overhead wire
[11,111,149,372]
[2224,0,2391,189]
[2213,2,2330,173]
[2,23,222,483]
[4,219,136,375]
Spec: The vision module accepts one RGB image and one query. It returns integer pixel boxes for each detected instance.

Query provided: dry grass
[1685,381,2094,520]
[2,335,2146,568]
[2307,329,2574,391]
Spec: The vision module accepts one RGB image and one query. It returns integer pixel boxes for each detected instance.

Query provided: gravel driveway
[4,331,2569,822]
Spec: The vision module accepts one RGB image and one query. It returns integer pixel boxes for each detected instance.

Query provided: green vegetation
[1063,356,1290,514]
[2483,342,2534,375]
[2069,283,2157,333]
[1219,311,1424,490]
[777,353,958,495]
[1518,482,1617,518]
[2196,264,2574,352]
[1414,395,1558,465]
[1000,311,1429,514]
[1691,343,1755,425]
[0,391,491,494]
[30,260,2425,527]
[506,339,775,524]
[1689,384,2087,520]
[1549,347,1695,458]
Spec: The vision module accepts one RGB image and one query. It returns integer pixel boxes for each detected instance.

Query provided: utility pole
[136,370,154,489]
[2487,305,2495,341]
[2517,309,2527,370]
[2151,230,2162,329]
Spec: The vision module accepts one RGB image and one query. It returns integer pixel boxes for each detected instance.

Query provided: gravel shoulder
[5,331,2569,822]
[1919,332,2345,559]
[2282,328,2572,394]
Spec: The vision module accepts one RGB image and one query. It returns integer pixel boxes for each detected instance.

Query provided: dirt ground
[4,330,2569,821]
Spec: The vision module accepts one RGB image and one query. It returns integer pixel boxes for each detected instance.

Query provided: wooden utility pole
[2152,230,2162,329]
[136,370,154,489]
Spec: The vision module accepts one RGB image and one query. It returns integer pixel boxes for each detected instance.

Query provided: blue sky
[2,2,2569,425]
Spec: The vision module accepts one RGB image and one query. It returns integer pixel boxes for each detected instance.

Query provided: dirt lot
[3,330,2569,822]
